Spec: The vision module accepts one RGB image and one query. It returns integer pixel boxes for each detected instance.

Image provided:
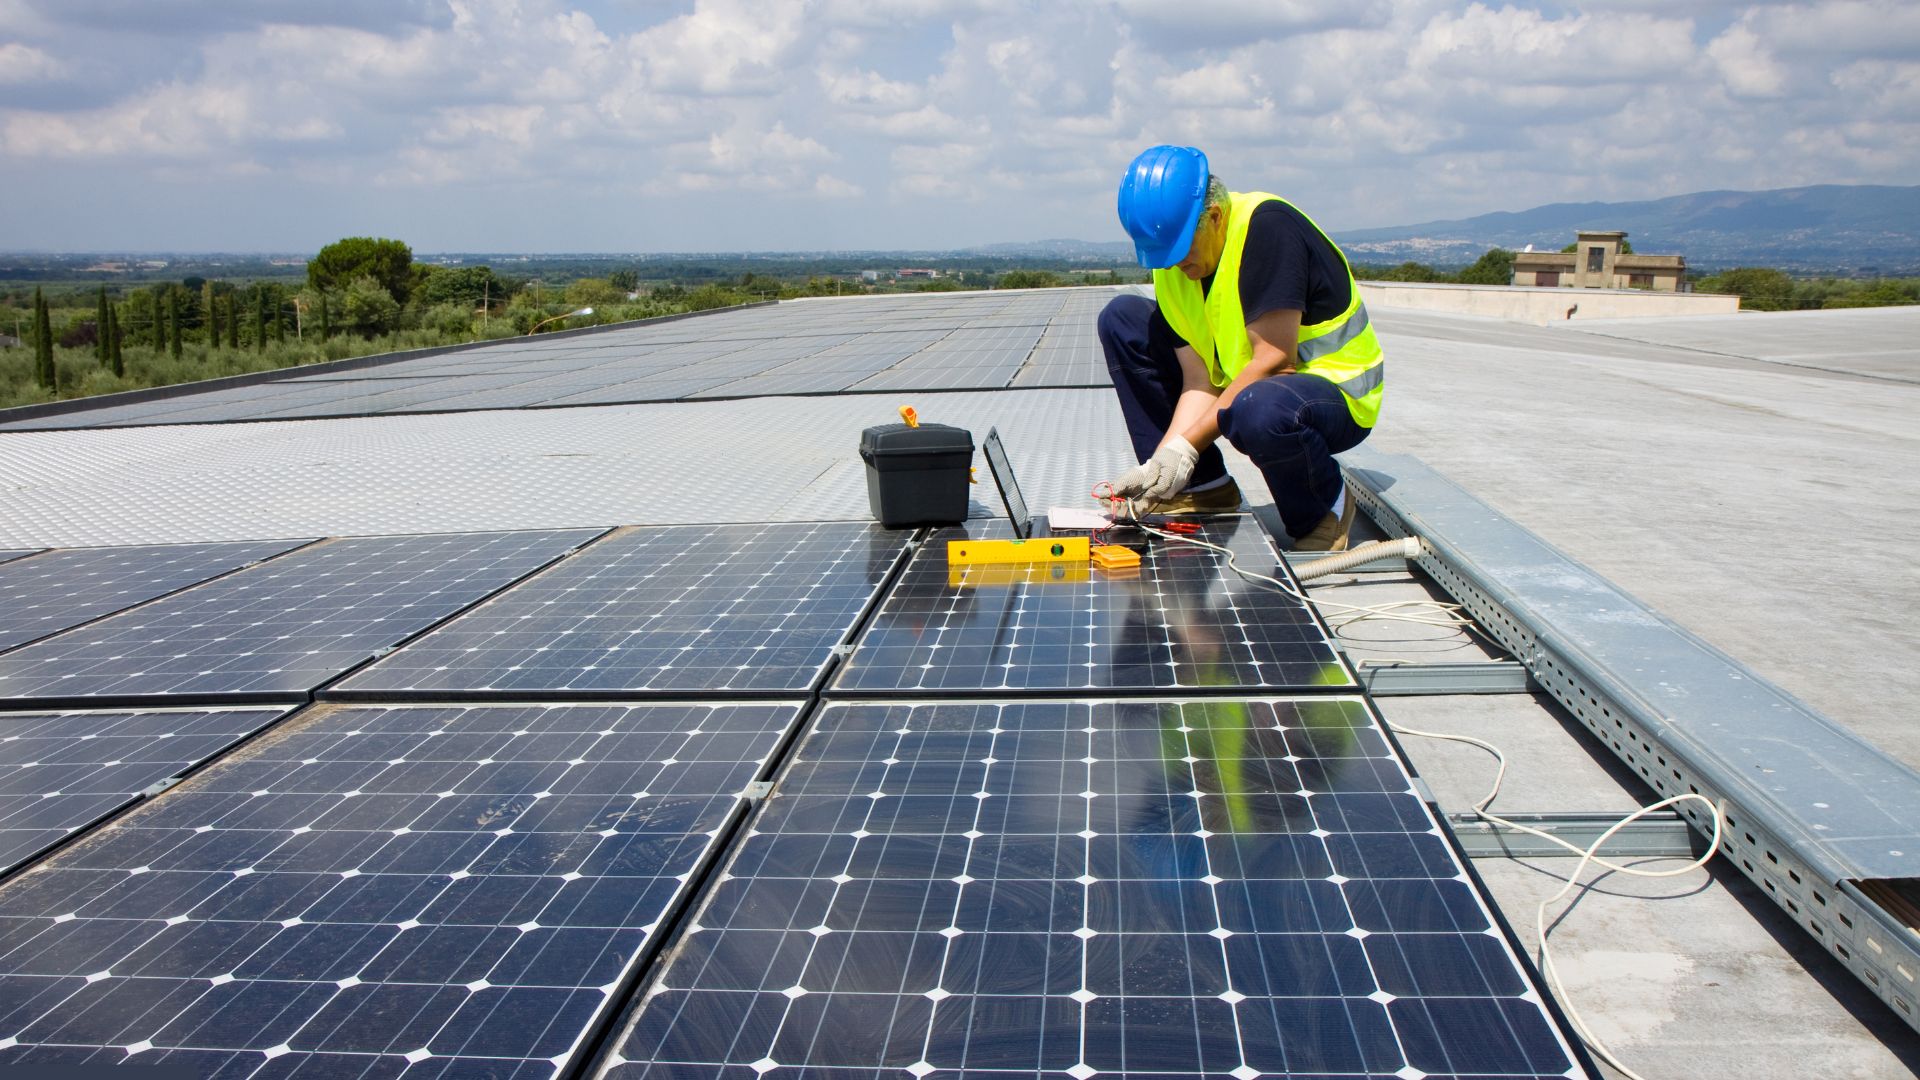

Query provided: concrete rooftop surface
[1366,304,1920,774]
[0,288,1917,1079]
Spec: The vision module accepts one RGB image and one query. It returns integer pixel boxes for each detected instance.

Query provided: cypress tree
[254,288,267,350]
[204,281,218,346]
[273,289,286,342]
[33,288,55,390]
[168,291,182,360]
[150,286,168,348]
[227,295,239,349]
[108,304,125,376]
[96,285,111,365]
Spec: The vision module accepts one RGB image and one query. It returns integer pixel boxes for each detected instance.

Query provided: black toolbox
[859,422,974,527]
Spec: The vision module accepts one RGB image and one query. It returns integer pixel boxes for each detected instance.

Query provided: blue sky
[2,0,1916,253]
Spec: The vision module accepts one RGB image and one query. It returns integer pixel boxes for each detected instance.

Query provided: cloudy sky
[1,0,1915,253]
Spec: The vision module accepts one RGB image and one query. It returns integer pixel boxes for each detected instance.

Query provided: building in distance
[1511,230,1687,291]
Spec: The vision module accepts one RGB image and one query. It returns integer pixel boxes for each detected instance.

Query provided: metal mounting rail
[1358,660,1533,696]
[1445,810,1699,860]
[1343,447,1920,1033]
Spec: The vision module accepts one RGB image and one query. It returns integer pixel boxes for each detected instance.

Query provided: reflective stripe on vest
[1152,191,1384,428]
[1296,301,1369,362]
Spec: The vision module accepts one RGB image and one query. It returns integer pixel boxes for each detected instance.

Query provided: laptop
[979,427,1034,539]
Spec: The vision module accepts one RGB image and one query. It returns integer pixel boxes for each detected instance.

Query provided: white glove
[1111,437,1199,502]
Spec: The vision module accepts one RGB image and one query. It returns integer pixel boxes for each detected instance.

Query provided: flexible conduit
[1292,537,1425,581]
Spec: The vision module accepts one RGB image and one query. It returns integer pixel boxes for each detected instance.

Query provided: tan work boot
[1132,478,1243,516]
[1293,495,1357,551]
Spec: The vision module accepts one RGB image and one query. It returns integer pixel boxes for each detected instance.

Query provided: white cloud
[1153,60,1269,110]
[1410,5,1695,86]
[0,41,62,83]
[631,0,808,95]
[819,68,923,111]
[0,0,1916,250]
[813,173,863,197]
[839,104,981,142]
[1112,0,1392,50]
[1708,25,1790,98]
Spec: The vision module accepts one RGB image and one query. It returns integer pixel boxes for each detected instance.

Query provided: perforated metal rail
[1343,449,1920,1035]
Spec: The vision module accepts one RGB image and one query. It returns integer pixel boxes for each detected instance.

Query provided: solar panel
[0,529,603,707]
[0,540,310,653]
[833,518,1356,694]
[331,522,914,700]
[597,697,1587,1080]
[0,706,290,875]
[0,551,39,566]
[0,700,799,1077]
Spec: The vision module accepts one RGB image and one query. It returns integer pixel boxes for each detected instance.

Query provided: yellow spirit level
[946,536,1089,566]
[949,561,1092,588]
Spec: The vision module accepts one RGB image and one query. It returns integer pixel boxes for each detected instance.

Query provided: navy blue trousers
[1098,294,1371,539]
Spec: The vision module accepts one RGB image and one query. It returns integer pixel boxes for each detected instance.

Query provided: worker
[1101,145,1384,551]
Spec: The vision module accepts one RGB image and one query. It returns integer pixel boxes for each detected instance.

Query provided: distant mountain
[1332,185,1920,273]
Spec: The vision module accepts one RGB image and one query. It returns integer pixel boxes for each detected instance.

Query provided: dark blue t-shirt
[1165,199,1352,350]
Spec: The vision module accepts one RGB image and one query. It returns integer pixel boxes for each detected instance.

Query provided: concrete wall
[1358,281,1740,324]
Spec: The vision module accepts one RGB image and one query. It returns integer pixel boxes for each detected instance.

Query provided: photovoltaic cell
[599,698,1587,1080]
[0,700,799,1078]
[331,522,914,700]
[833,518,1356,695]
[0,707,290,876]
[0,529,604,707]
[0,540,310,654]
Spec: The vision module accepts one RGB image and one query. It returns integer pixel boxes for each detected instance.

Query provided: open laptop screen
[980,427,1031,539]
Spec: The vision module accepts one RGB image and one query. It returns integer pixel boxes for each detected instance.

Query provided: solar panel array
[0,551,38,566]
[600,698,1582,1079]
[0,701,797,1078]
[0,289,1133,432]
[0,530,600,707]
[834,518,1356,695]
[0,540,309,653]
[0,706,289,875]
[332,522,914,700]
[0,282,1592,1078]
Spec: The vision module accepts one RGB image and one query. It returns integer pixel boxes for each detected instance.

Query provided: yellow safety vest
[1153,190,1384,428]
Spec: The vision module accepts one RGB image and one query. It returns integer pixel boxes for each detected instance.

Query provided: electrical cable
[1105,502,1476,633]
[1386,716,1724,1080]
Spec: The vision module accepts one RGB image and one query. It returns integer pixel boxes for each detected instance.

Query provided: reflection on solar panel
[332,522,913,700]
[834,518,1355,694]
[0,539,310,653]
[0,701,798,1077]
[0,706,289,876]
[600,698,1582,1079]
[0,529,603,707]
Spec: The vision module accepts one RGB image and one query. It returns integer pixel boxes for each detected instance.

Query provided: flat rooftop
[0,289,1916,1078]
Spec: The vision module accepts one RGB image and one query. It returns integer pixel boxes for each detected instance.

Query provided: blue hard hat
[1117,145,1209,269]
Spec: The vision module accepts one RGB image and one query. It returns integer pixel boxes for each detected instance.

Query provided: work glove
[1111,436,1199,502]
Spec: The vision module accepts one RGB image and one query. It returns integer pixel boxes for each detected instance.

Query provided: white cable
[1125,518,1475,632]
[1385,718,1725,1080]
